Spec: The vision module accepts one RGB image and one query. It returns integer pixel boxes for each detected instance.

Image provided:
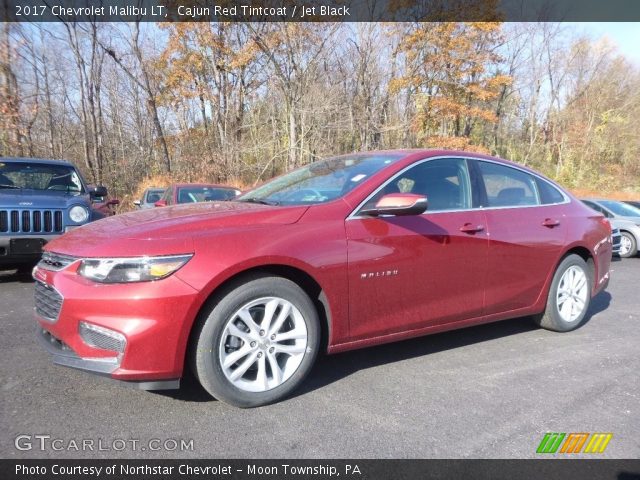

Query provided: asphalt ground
[1,257,638,459]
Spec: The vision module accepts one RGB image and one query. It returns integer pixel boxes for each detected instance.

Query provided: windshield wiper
[0,184,19,189]
[238,197,280,206]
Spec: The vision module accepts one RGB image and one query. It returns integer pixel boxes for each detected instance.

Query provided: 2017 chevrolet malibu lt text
[33,150,612,407]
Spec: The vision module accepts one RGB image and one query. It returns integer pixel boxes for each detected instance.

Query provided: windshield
[600,200,640,217]
[145,189,165,203]
[237,153,403,206]
[0,161,84,192]
[177,186,238,203]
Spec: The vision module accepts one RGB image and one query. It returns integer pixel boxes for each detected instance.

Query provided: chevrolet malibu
[33,150,612,407]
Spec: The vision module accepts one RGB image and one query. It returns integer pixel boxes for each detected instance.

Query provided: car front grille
[38,252,77,271]
[34,281,63,322]
[0,209,64,234]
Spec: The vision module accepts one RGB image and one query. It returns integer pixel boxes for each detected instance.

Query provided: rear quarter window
[535,178,566,205]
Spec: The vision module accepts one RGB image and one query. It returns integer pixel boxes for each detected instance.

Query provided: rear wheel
[619,231,637,258]
[191,275,319,407]
[534,254,591,332]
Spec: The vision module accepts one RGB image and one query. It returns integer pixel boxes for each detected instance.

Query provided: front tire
[534,254,592,332]
[619,231,637,258]
[191,275,320,407]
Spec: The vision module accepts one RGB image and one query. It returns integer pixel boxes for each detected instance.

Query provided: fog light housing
[79,322,126,353]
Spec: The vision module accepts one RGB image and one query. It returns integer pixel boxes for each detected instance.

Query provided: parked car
[1,157,113,272]
[134,188,165,210]
[91,190,120,217]
[34,150,612,407]
[611,228,622,256]
[154,183,241,207]
[623,200,640,210]
[581,199,640,258]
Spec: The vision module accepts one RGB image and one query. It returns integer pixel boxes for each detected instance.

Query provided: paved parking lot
[1,258,638,459]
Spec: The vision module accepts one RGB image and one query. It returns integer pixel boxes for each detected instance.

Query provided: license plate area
[10,238,45,255]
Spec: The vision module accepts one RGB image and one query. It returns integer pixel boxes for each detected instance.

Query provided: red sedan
[33,150,612,407]
[153,183,241,207]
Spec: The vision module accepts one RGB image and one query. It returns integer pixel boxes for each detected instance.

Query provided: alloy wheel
[219,297,308,392]
[620,235,632,256]
[556,266,589,323]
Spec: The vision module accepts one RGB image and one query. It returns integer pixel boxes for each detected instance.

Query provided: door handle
[542,218,561,228]
[460,223,484,234]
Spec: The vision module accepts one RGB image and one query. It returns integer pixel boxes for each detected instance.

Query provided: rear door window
[477,161,539,207]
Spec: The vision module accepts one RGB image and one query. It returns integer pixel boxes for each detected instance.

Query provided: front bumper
[0,235,60,264]
[33,261,200,388]
[611,229,622,255]
[36,328,180,390]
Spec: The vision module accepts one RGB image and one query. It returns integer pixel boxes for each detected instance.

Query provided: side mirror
[360,193,428,217]
[90,185,108,198]
[154,200,167,207]
[133,200,141,207]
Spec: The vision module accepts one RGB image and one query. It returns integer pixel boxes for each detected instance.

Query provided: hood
[45,201,309,258]
[611,217,640,229]
[0,189,87,209]
[614,215,640,224]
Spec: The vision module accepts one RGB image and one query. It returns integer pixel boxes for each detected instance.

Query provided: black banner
[2,460,640,480]
[2,0,640,22]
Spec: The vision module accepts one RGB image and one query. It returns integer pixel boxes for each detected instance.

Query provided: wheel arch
[560,245,596,284]
[534,244,596,313]
[619,228,639,243]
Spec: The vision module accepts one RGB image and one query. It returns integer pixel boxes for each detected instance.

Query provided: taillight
[600,217,612,233]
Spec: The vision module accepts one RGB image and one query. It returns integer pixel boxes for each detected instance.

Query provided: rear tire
[533,254,591,332]
[619,231,637,258]
[191,275,320,408]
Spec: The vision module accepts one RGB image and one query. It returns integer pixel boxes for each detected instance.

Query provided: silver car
[582,199,640,258]
[611,228,622,256]
[134,187,166,210]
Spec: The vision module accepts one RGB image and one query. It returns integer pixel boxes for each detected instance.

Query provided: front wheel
[619,231,637,258]
[533,254,592,332]
[191,275,320,407]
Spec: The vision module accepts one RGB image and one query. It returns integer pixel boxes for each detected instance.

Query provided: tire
[533,254,592,332]
[191,275,320,408]
[619,231,637,258]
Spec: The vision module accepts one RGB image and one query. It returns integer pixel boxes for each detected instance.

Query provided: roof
[0,157,76,167]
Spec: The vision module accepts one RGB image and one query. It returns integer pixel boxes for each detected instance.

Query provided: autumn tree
[390,22,511,152]
[0,21,22,155]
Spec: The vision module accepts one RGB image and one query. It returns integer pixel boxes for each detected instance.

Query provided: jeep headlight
[69,205,89,223]
[78,254,192,283]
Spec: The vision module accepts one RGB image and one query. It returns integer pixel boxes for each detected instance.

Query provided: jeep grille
[0,209,63,234]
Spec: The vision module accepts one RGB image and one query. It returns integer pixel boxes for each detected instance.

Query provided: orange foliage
[391,20,510,153]
[422,135,491,154]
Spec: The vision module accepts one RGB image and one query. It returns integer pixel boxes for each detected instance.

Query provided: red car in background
[154,183,241,207]
[33,150,612,407]
[89,188,120,217]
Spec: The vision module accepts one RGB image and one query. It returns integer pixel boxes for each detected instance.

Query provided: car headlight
[69,205,89,223]
[78,254,192,283]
